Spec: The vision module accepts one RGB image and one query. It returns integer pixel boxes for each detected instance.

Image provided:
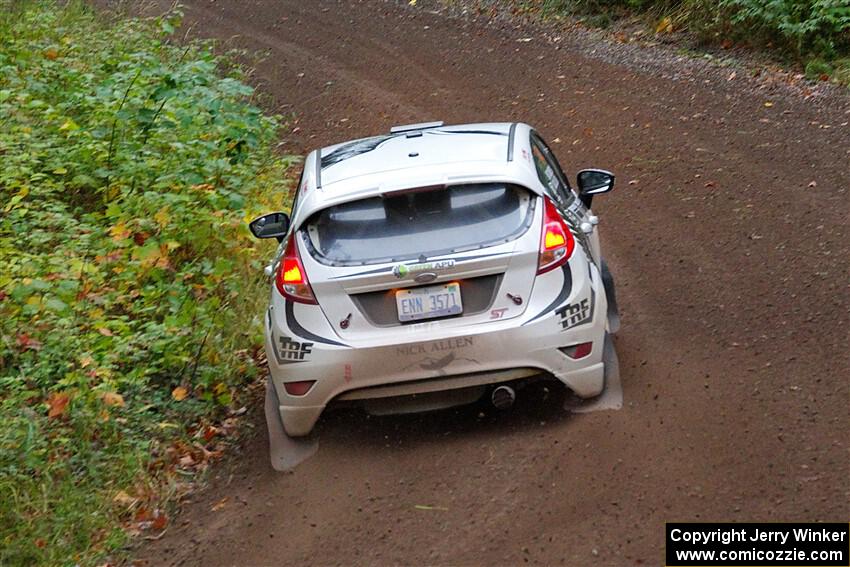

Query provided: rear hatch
[299,183,542,342]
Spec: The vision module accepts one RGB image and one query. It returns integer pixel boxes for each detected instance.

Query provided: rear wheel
[601,260,620,334]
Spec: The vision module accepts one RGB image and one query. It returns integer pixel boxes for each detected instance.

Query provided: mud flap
[567,332,623,413]
[601,260,621,334]
[264,380,318,471]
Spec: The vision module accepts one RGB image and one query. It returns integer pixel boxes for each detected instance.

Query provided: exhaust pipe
[491,385,516,410]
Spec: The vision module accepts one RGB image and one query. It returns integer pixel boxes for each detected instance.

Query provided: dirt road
[131,1,850,564]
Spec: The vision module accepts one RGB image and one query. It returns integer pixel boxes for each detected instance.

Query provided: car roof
[319,122,513,186]
[290,122,545,229]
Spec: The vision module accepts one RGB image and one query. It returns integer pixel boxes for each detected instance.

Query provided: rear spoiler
[389,121,444,134]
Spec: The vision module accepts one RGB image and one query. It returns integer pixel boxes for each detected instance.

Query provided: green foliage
[805,57,834,78]
[832,56,850,81]
[720,0,850,58]
[540,0,664,16]
[0,1,293,564]
[522,0,850,78]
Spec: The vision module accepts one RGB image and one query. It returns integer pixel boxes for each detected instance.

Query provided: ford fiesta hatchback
[249,122,620,437]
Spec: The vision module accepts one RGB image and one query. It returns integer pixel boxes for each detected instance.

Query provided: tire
[601,260,621,334]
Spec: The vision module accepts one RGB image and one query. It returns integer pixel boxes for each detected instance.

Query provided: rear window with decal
[304,183,534,265]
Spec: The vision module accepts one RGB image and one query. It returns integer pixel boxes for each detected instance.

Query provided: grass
[0,1,294,564]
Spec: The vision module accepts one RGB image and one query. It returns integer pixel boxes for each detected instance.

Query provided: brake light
[276,234,317,304]
[537,197,575,274]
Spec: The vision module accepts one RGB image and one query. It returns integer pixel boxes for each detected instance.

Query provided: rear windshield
[304,183,534,265]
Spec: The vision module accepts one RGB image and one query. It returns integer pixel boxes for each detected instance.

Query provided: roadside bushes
[718,0,850,61]
[533,0,850,76]
[0,1,292,564]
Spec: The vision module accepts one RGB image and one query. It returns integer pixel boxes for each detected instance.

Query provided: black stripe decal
[329,265,392,279]
[321,136,394,169]
[285,301,348,347]
[523,264,573,325]
[429,129,508,137]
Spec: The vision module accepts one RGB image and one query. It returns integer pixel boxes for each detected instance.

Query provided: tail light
[276,234,317,304]
[537,197,575,274]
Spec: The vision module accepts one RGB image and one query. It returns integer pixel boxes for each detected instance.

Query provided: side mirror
[577,169,615,208]
[248,212,290,242]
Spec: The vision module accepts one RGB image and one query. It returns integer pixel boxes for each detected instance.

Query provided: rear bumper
[265,270,608,437]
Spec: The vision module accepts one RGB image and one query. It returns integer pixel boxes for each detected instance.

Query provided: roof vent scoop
[390,121,444,134]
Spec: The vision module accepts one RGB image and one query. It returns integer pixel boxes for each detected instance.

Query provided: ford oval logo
[414,272,438,283]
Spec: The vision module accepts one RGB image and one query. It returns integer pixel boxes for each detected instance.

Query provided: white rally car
[250,122,620,437]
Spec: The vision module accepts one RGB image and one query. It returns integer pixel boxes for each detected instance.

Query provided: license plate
[396,282,463,322]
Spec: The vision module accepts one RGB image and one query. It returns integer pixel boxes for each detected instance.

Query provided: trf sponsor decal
[272,334,314,364]
[556,298,591,330]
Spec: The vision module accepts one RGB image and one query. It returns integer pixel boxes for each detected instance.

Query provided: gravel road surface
[126,1,850,564]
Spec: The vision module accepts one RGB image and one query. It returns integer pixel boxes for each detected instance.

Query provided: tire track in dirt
[117,1,850,565]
